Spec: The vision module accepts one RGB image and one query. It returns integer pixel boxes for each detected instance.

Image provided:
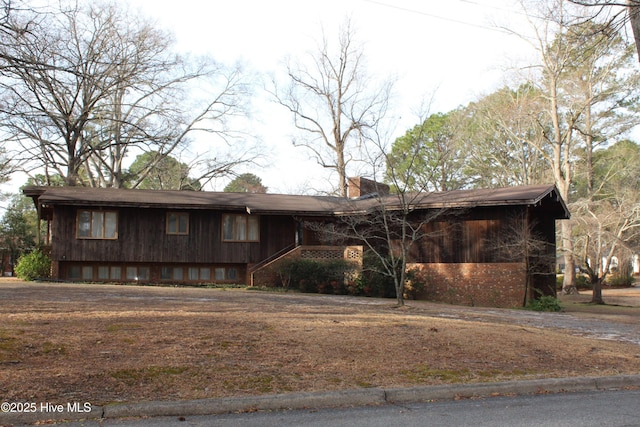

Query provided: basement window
[214,267,239,281]
[125,266,149,281]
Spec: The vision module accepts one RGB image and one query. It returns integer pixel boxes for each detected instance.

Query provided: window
[77,210,118,239]
[98,266,122,280]
[110,266,122,280]
[68,265,81,280]
[125,266,149,281]
[68,264,123,281]
[82,266,93,280]
[222,215,259,241]
[167,212,189,235]
[161,266,186,281]
[188,267,211,281]
[199,268,211,281]
[214,267,238,281]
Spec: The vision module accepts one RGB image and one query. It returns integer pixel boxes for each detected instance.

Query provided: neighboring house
[23,178,569,307]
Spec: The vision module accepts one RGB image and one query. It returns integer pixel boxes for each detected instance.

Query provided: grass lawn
[1,280,639,405]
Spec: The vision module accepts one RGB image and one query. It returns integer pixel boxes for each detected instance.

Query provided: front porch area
[249,245,363,288]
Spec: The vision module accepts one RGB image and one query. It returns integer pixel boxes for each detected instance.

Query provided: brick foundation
[407,262,528,308]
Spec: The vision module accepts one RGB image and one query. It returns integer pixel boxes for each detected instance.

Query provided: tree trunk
[628,0,640,63]
[561,221,578,294]
[395,287,405,306]
[395,259,406,307]
[337,152,348,198]
[591,278,605,305]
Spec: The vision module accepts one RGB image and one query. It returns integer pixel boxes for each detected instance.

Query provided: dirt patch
[1,280,639,405]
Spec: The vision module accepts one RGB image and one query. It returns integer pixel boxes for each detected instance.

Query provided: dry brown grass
[1,280,639,405]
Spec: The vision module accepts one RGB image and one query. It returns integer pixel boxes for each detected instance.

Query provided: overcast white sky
[4,0,540,196]
[118,0,541,194]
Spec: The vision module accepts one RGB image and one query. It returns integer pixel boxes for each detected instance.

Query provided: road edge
[2,374,639,425]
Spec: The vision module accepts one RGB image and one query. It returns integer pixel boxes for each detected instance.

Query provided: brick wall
[347,177,389,198]
[406,262,527,308]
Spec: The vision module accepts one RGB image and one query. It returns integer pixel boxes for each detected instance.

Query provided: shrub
[345,275,366,296]
[556,274,591,290]
[403,268,425,300]
[277,258,353,294]
[606,273,634,288]
[575,275,591,290]
[359,251,397,298]
[526,295,562,312]
[15,249,51,281]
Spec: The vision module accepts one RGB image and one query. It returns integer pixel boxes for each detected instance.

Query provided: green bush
[403,268,425,300]
[15,249,51,281]
[575,275,591,290]
[277,258,352,294]
[275,252,401,298]
[345,275,366,296]
[606,273,634,288]
[556,274,591,290]
[359,251,398,298]
[526,295,562,312]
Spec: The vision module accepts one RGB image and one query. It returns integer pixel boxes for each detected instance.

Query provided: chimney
[347,177,389,199]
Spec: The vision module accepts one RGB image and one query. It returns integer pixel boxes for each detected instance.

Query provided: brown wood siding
[51,206,296,265]
[410,207,535,264]
[528,210,557,298]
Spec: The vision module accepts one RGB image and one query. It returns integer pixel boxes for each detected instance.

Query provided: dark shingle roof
[22,184,570,219]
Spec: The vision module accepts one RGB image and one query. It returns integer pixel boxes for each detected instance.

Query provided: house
[22,179,569,307]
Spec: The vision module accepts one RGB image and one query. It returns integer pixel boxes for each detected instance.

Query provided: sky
[119,0,541,195]
[3,0,540,197]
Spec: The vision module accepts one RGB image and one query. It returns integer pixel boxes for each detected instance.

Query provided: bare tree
[459,84,552,188]
[0,1,254,188]
[322,118,450,306]
[270,18,394,197]
[573,192,640,304]
[572,140,640,303]
[630,0,640,59]
[305,184,448,307]
[560,20,640,200]
[0,0,39,184]
[499,0,586,293]
[568,1,640,62]
[490,211,558,306]
[500,0,638,293]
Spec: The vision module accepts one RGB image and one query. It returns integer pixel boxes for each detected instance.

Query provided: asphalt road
[28,389,640,427]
